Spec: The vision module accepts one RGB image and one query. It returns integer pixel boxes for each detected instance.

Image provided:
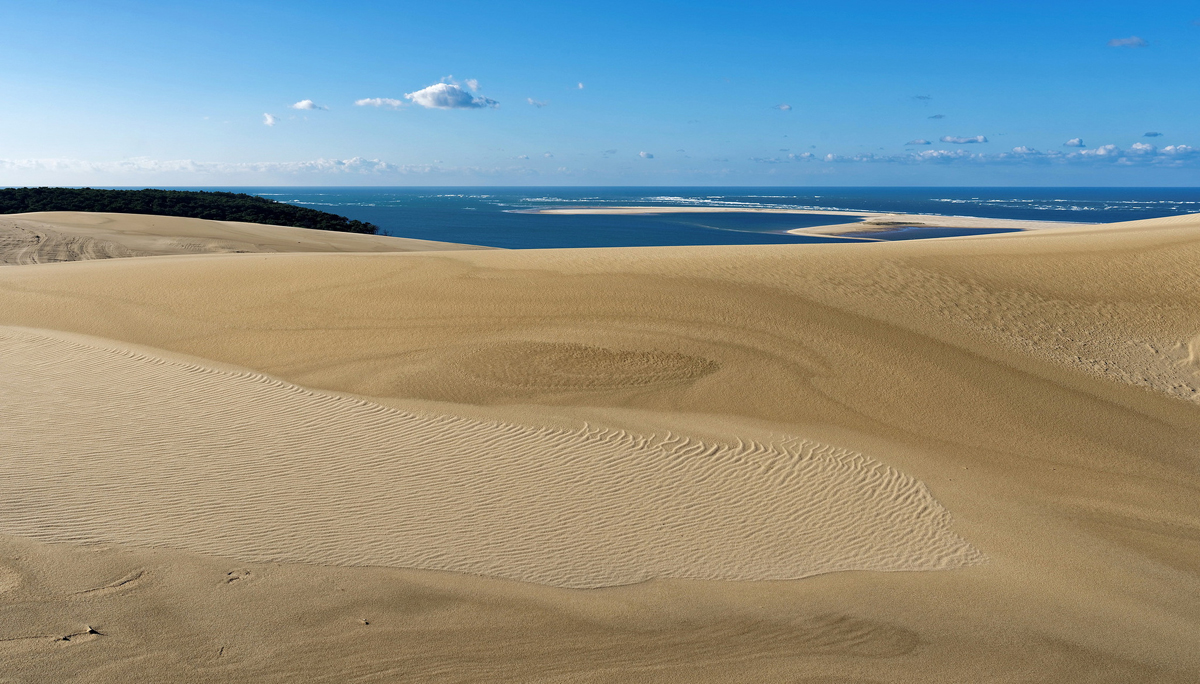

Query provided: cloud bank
[782,143,1199,166]
[405,82,498,109]
[4,142,1197,185]
[0,157,556,183]
[0,156,428,175]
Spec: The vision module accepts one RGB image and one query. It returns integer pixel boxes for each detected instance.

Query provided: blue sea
[181,187,1200,249]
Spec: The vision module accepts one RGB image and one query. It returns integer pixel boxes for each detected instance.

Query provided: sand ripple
[0,327,983,588]
[462,341,720,389]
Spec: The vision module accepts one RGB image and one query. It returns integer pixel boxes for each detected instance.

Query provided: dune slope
[1,213,1199,681]
[0,211,485,264]
[0,326,982,588]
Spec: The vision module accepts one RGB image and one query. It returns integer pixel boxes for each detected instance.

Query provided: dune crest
[0,326,983,588]
[0,212,485,265]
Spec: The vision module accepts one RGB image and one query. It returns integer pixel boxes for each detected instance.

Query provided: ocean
[181,187,1200,249]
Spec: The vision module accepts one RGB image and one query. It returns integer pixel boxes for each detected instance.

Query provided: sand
[0,211,486,264]
[528,205,1098,236]
[0,326,982,588]
[1,210,1199,681]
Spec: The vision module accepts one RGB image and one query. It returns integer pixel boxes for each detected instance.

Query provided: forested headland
[0,188,378,234]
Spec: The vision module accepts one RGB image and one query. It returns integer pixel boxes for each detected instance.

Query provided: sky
[1,0,1198,186]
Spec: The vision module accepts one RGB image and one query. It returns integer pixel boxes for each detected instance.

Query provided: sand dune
[0,211,486,264]
[0,326,982,588]
[1,212,1199,681]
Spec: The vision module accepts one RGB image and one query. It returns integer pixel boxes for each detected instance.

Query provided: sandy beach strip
[527,205,1099,236]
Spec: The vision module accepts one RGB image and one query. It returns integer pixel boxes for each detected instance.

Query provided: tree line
[0,187,379,234]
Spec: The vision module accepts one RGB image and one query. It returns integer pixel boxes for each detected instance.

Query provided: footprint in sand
[56,625,104,645]
[0,565,20,595]
[1182,334,1200,375]
[224,569,251,584]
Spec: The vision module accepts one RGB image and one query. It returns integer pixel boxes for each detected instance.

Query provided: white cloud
[774,104,792,111]
[577,82,584,89]
[906,139,932,145]
[262,113,277,126]
[1108,36,1148,48]
[1129,142,1157,154]
[788,152,814,160]
[1163,145,1196,156]
[543,152,553,158]
[405,82,498,109]
[639,151,654,159]
[1080,144,1120,157]
[464,78,480,92]
[1010,146,1038,154]
[291,99,326,110]
[1064,138,1085,147]
[914,149,974,160]
[515,155,529,160]
[940,135,987,144]
[527,98,548,108]
[355,97,405,109]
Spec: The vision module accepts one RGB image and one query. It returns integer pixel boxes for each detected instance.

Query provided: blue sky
[1,0,1198,186]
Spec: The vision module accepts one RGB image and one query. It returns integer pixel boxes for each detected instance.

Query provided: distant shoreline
[524,206,1100,237]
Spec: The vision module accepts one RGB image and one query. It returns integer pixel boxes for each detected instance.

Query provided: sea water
[169,187,1200,249]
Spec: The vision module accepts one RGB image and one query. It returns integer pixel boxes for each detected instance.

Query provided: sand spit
[528,205,1097,236]
[0,326,982,588]
[0,211,486,264]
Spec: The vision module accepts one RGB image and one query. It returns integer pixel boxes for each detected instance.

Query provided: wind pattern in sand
[0,327,984,588]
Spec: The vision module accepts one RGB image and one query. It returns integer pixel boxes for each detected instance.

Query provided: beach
[528,205,1100,236]
[1,210,1199,682]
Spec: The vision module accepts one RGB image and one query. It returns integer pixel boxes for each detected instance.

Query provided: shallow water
[151,187,1200,248]
[847,227,1026,241]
